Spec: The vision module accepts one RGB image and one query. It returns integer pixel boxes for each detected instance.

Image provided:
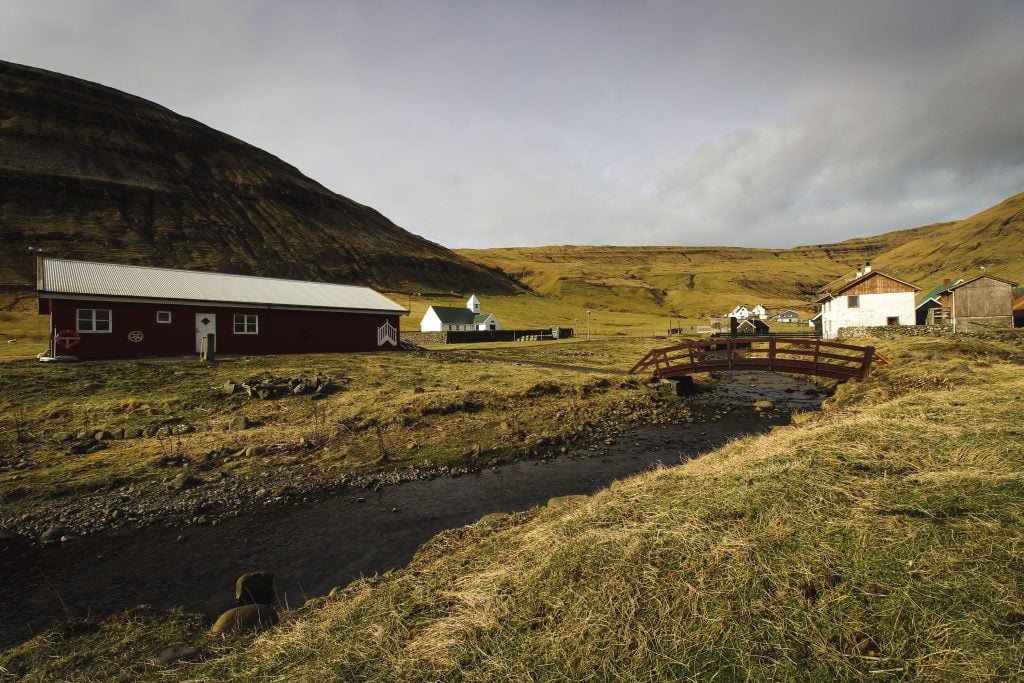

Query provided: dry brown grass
[5,333,1024,681]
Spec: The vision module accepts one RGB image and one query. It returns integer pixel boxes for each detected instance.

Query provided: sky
[2,0,1024,249]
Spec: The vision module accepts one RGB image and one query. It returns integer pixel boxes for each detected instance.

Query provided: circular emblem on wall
[128,330,144,343]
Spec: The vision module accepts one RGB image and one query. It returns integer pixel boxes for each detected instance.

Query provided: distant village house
[769,309,800,323]
[420,295,501,332]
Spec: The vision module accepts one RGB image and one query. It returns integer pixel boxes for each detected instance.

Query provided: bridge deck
[629,337,877,381]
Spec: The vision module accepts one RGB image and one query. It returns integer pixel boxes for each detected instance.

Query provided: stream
[0,371,826,649]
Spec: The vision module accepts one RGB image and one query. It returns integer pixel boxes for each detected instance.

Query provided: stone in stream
[235,571,276,605]
[209,604,278,635]
[40,526,66,545]
[753,400,774,411]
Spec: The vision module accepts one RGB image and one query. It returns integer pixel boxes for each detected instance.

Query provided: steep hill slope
[0,60,520,307]
[864,191,1024,286]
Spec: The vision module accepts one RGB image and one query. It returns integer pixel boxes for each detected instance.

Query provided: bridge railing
[629,337,876,381]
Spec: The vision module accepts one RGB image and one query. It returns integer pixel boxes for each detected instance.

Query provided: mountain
[0,60,520,308]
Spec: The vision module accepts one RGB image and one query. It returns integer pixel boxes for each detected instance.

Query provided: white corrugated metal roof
[37,258,408,314]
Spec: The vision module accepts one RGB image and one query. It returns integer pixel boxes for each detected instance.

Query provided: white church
[420,295,501,332]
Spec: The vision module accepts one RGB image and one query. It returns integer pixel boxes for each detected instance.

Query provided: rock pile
[223,374,339,400]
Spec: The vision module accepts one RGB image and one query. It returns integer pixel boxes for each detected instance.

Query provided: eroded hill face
[0,60,520,307]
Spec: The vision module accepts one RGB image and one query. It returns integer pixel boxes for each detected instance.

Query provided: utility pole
[586,310,591,341]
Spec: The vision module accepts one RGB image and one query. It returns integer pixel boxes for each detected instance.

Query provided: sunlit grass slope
[868,191,1024,286]
[455,223,945,325]
[5,333,1024,680]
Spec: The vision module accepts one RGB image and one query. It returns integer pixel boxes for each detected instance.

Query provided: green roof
[429,306,494,324]
[916,281,958,306]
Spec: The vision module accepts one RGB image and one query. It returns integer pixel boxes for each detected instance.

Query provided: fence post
[200,333,215,363]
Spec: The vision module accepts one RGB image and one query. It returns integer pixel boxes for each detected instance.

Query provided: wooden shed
[36,258,408,359]
[948,274,1017,331]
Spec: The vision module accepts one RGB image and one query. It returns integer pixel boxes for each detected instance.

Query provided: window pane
[77,310,93,331]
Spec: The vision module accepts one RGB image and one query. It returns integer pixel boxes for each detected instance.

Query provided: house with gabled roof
[420,295,500,332]
[727,305,751,319]
[815,263,919,339]
[769,309,800,323]
[35,257,408,359]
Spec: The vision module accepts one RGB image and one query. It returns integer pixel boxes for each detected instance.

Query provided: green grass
[0,311,47,361]
[5,333,1024,680]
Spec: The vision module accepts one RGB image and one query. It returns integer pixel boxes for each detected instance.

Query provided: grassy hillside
[4,332,1023,680]
[456,192,1023,326]
[864,191,1024,287]
[455,223,951,325]
[0,60,520,309]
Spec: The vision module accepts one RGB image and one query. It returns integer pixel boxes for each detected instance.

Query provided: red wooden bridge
[629,337,881,381]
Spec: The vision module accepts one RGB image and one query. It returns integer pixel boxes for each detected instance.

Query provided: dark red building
[36,258,407,359]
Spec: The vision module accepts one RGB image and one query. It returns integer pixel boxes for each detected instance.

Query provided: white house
[769,309,800,323]
[750,304,767,319]
[728,305,751,319]
[420,295,501,332]
[815,265,919,339]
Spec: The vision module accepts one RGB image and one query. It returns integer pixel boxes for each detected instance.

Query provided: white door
[195,313,217,352]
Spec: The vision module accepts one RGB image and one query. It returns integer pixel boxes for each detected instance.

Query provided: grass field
[4,332,1024,680]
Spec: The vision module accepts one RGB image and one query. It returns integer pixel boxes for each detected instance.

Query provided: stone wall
[401,332,446,346]
[838,324,1022,341]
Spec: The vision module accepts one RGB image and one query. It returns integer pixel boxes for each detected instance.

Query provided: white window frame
[156,310,172,324]
[76,308,112,333]
[233,314,259,335]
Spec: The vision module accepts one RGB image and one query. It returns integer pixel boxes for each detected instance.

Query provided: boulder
[169,473,202,490]
[753,400,774,411]
[244,445,266,458]
[124,428,142,439]
[209,604,278,635]
[229,415,252,431]
[222,382,238,395]
[235,571,276,605]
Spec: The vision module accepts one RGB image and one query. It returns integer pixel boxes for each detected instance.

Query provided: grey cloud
[2,1,1023,248]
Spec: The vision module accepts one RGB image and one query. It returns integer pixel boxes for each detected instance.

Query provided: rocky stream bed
[0,371,828,649]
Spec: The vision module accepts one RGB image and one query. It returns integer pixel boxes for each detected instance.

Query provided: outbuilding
[947,274,1017,331]
[36,258,408,359]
